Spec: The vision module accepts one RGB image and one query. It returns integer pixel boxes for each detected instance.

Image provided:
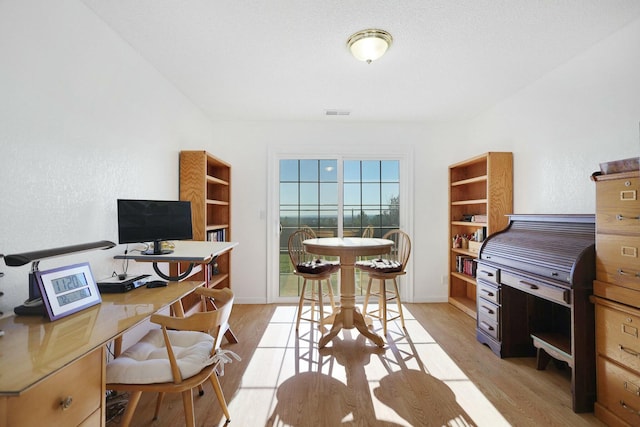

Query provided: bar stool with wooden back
[356,229,411,336]
[288,229,339,332]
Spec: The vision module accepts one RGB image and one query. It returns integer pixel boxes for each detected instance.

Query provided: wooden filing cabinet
[591,167,640,427]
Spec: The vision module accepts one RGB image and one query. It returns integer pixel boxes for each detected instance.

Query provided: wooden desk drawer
[596,302,640,372]
[478,313,500,340]
[476,264,499,285]
[5,347,103,427]
[477,298,499,323]
[596,176,640,235]
[597,355,640,426]
[596,234,640,289]
[477,280,500,305]
[501,271,570,306]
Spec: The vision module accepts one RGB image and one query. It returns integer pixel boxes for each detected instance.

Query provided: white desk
[114,240,238,263]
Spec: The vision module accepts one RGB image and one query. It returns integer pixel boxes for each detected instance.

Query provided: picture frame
[35,262,101,321]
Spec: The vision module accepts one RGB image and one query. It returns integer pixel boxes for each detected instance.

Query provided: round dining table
[303,237,394,348]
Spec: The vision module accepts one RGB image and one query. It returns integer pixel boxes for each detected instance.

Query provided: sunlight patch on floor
[225,305,510,426]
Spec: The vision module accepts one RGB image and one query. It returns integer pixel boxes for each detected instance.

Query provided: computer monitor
[117,199,193,255]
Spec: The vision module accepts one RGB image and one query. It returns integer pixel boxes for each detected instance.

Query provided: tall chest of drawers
[591,166,640,427]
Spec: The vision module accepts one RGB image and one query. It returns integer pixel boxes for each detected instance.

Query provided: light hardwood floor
[107,303,605,426]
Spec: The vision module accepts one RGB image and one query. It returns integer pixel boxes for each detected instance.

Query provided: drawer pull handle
[622,324,639,337]
[619,344,640,358]
[480,270,494,277]
[621,246,638,258]
[616,214,640,221]
[619,400,640,416]
[480,321,494,331]
[620,188,637,200]
[480,305,495,314]
[624,381,640,396]
[480,289,494,297]
[60,396,73,411]
[520,281,539,290]
[618,268,640,277]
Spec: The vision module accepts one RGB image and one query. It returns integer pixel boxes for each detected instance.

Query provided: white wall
[0,0,214,313]
[1,1,638,315]
[464,17,640,215]
[208,17,640,304]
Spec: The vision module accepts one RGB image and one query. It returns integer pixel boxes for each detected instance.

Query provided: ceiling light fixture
[347,29,392,64]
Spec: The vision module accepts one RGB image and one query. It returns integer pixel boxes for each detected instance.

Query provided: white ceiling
[82,1,640,123]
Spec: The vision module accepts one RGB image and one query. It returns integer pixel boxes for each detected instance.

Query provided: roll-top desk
[475,214,596,413]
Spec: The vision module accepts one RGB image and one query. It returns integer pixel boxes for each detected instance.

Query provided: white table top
[114,240,238,263]
[303,237,393,248]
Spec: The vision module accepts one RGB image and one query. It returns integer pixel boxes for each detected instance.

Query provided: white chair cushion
[106,329,215,385]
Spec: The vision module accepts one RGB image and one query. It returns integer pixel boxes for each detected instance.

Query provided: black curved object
[152,261,195,282]
[3,240,116,267]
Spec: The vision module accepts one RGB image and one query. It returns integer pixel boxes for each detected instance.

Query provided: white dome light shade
[347,29,393,63]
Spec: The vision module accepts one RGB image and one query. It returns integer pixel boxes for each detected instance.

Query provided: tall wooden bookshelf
[448,152,513,318]
[177,150,232,313]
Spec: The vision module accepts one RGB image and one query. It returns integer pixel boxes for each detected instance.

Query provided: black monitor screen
[117,199,193,254]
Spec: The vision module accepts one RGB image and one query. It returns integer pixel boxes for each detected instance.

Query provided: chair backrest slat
[382,229,411,268]
[288,229,316,268]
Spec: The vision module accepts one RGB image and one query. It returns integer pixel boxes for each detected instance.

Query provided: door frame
[267,144,414,304]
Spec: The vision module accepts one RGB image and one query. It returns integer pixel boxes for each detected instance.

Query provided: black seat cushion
[356,258,403,273]
[297,259,340,274]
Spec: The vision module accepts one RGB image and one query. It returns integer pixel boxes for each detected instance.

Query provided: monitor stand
[142,240,174,256]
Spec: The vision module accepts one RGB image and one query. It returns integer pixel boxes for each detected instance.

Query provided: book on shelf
[471,214,487,223]
[207,228,226,242]
[455,255,477,277]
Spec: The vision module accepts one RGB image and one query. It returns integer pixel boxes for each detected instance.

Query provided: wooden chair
[356,229,411,335]
[106,287,237,427]
[362,225,374,238]
[288,229,339,331]
[300,225,317,238]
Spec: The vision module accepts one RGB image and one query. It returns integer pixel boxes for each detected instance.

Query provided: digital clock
[35,262,101,321]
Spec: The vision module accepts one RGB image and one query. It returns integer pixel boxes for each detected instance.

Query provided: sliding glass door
[278,158,400,298]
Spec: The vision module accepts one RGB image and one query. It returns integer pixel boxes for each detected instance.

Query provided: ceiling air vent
[325,109,351,116]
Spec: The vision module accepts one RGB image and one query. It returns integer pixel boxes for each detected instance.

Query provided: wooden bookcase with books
[448,152,513,318]
[175,150,232,313]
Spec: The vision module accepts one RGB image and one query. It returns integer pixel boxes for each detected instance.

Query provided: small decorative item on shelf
[452,234,469,249]
[468,240,482,254]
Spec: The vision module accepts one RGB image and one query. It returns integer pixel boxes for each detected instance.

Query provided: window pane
[362,183,381,205]
[300,183,318,205]
[381,160,399,181]
[343,183,361,205]
[344,160,360,182]
[381,183,399,205]
[320,182,337,205]
[279,210,300,228]
[343,208,363,228]
[299,160,318,181]
[279,183,298,205]
[279,159,298,181]
[362,161,380,182]
[320,160,338,181]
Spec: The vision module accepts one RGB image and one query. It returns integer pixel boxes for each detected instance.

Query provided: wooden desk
[0,280,204,427]
[303,237,393,348]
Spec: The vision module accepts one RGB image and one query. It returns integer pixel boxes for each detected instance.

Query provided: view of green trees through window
[279,159,400,297]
